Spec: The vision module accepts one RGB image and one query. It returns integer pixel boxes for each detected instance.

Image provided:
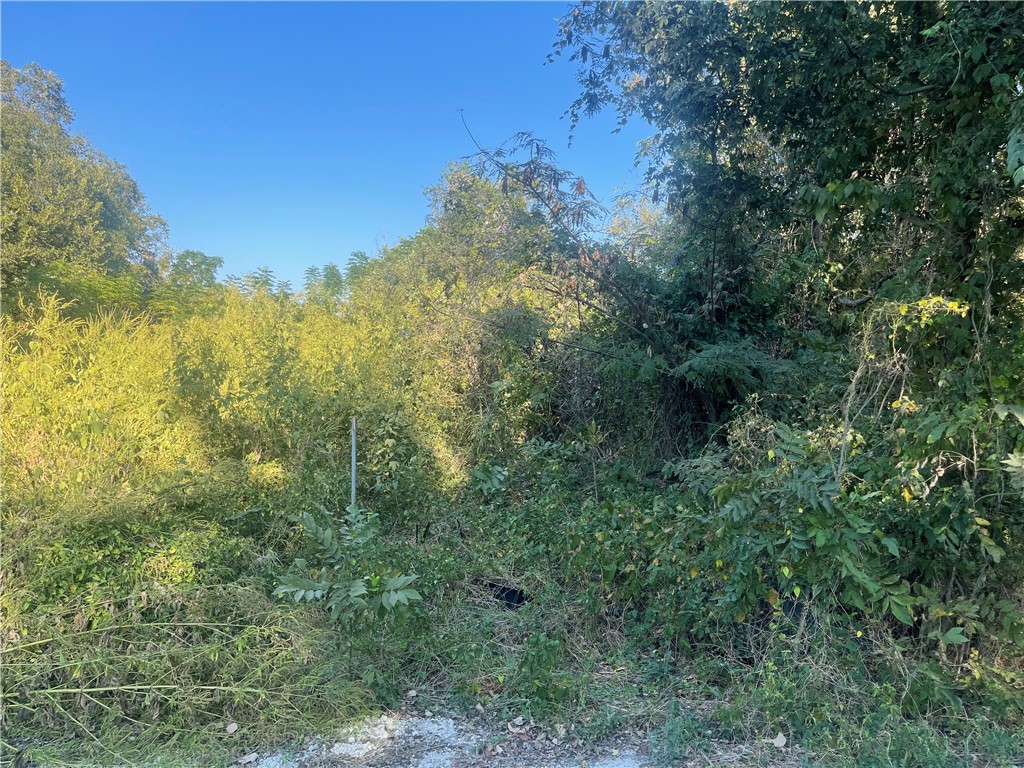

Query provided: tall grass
[0,295,377,762]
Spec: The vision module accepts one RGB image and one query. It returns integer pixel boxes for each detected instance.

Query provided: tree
[302,261,347,310]
[560,2,1023,308]
[556,1,1024,644]
[147,249,224,318]
[1,61,166,299]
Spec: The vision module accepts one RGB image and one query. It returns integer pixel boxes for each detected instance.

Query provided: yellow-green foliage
[0,295,364,754]
[0,289,401,750]
[2,296,251,625]
[0,169,582,757]
[2,296,209,528]
[3,25,1024,764]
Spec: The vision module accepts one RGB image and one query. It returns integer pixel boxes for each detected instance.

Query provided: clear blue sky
[2,2,651,288]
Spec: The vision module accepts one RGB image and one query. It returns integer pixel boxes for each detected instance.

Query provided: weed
[649,702,710,766]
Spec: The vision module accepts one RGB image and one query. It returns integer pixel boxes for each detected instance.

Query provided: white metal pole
[350,416,357,508]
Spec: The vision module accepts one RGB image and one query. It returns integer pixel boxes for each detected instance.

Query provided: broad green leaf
[994,404,1024,427]
[940,626,969,644]
[890,601,914,625]
[927,422,949,444]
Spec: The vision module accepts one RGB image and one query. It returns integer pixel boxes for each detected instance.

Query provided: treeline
[3,1,1024,764]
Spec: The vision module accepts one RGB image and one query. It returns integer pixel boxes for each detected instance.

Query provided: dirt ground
[224,710,802,768]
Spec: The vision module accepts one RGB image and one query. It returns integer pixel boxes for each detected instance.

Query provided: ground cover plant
[2,2,1023,765]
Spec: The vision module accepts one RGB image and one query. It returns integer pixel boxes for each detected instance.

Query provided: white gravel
[230,713,651,768]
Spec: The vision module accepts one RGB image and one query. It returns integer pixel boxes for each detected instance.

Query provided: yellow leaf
[902,487,913,503]
[899,304,908,315]
[715,559,723,568]
[766,588,779,608]
[690,567,699,578]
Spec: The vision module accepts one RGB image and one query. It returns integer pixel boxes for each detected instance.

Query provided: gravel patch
[220,711,803,768]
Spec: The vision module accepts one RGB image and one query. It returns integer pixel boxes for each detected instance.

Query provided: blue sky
[2,2,652,288]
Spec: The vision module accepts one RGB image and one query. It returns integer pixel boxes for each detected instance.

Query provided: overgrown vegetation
[3,2,1023,765]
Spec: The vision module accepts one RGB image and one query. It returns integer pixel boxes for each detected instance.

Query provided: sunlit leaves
[1,61,166,297]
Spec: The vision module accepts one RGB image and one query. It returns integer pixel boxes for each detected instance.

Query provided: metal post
[350,416,357,508]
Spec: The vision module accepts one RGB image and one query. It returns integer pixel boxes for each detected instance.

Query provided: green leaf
[994,403,1024,427]
[385,574,418,591]
[890,601,914,625]
[940,626,969,644]
[1008,128,1024,187]
[926,422,949,444]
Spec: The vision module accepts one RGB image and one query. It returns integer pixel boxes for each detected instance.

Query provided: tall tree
[560,2,1023,313]
[1,61,166,299]
[556,1,1024,639]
